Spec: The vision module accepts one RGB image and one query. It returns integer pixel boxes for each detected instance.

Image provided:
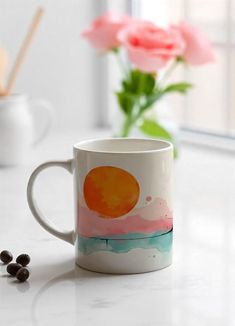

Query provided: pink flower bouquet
[82,12,214,156]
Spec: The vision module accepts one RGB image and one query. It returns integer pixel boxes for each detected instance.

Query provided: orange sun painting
[83,166,140,218]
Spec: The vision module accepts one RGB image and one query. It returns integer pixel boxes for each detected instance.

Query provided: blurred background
[0,0,234,145]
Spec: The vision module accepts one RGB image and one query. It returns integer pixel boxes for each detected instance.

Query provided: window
[132,0,235,138]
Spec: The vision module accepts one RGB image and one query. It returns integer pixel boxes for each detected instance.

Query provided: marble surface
[0,130,235,326]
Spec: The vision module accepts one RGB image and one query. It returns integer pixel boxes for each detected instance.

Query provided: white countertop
[0,130,235,326]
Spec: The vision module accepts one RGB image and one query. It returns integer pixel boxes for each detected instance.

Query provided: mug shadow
[31,256,118,283]
[31,257,75,283]
[30,259,120,326]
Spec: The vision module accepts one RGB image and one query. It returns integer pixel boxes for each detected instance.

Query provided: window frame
[128,0,235,152]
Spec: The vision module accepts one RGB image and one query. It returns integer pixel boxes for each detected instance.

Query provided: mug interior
[74,138,172,153]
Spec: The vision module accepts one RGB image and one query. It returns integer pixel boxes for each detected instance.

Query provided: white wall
[0,0,106,131]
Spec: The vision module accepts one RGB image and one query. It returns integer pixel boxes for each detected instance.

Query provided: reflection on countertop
[0,130,235,326]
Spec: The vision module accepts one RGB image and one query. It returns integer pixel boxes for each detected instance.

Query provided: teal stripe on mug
[77,229,173,255]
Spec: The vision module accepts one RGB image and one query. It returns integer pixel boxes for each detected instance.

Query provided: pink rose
[172,21,215,65]
[118,21,185,72]
[82,12,131,52]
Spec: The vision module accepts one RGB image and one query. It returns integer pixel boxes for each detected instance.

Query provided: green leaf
[122,70,155,95]
[139,119,178,158]
[143,73,156,94]
[121,80,132,93]
[163,82,192,94]
[116,91,136,115]
[139,119,173,140]
[130,70,141,93]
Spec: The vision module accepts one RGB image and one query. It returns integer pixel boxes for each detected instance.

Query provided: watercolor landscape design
[77,166,173,254]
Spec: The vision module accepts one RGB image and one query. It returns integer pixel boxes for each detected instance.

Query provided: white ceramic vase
[0,94,53,166]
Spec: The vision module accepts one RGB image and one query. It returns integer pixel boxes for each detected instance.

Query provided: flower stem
[159,59,179,86]
[112,50,129,77]
[120,115,133,137]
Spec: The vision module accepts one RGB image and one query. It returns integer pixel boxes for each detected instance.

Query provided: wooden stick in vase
[4,7,44,96]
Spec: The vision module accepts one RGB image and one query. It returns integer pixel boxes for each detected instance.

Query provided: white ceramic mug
[0,94,53,166]
[27,138,173,274]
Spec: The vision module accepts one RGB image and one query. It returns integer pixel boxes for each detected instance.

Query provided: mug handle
[30,99,54,146]
[27,159,75,245]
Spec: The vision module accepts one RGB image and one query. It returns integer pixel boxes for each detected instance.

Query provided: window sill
[180,128,235,153]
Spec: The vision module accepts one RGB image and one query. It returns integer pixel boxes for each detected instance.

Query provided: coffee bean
[6,263,22,276]
[0,250,13,264]
[16,268,30,282]
[16,254,30,267]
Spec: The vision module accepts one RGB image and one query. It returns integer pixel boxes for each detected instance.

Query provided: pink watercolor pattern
[77,197,173,237]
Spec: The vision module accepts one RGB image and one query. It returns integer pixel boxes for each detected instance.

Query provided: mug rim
[74,137,173,154]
